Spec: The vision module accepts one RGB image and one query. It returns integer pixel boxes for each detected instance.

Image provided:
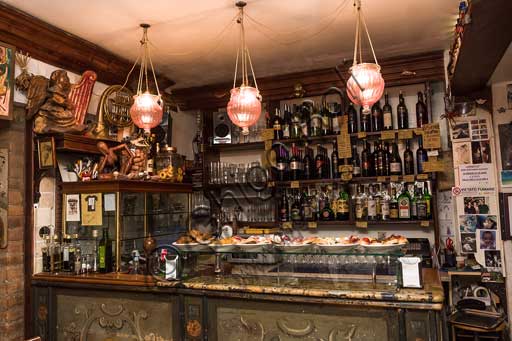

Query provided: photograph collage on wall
[451,118,492,166]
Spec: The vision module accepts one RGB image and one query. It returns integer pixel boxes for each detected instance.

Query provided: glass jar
[156,146,185,182]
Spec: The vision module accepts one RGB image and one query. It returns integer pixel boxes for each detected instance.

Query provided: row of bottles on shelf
[278,181,432,223]
[270,91,428,140]
[41,228,112,274]
[274,137,428,181]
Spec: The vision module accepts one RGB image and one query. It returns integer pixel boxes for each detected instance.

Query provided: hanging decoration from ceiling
[226,1,262,136]
[126,24,163,134]
[346,0,384,114]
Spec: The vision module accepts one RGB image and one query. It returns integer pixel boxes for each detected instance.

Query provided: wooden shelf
[60,180,192,194]
[207,141,264,152]
[274,174,432,187]
[282,220,433,228]
[43,133,120,155]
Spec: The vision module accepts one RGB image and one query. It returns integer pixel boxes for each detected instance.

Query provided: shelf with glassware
[55,181,192,275]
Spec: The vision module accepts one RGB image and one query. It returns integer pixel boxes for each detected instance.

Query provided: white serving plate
[318,243,359,254]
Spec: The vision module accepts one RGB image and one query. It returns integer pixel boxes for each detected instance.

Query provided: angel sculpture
[15,54,97,134]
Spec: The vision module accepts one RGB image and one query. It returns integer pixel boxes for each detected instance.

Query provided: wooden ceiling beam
[0,2,174,89]
[172,50,445,110]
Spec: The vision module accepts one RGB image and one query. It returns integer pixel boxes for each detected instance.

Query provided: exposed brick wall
[0,104,26,341]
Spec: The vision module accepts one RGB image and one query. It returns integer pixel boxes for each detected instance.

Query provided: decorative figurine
[96,142,134,178]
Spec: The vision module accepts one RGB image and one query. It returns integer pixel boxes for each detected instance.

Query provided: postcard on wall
[458,164,495,187]
[65,194,80,222]
[453,142,471,166]
[80,193,103,226]
[0,42,15,120]
[104,193,116,212]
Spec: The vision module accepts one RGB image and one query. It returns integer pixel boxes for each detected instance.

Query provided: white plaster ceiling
[4,0,459,89]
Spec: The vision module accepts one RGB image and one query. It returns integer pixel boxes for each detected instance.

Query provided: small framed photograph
[0,41,15,120]
[37,137,56,169]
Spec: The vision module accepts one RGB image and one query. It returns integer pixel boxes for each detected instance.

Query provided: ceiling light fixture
[128,23,163,134]
[346,0,384,113]
[227,1,262,136]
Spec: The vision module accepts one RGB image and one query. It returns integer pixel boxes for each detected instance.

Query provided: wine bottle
[376,142,385,176]
[389,186,399,220]
[279,193,289,222]
[372,142,380,176]
[310,104,323,137]
[289,143,303,181]
[381,186,391,220]
[322,146,331,180]
[371,100,383,132]
[404,140,415,175]
[300,102,311,137]
[321,104,332,136]
[382,93,393,130]
[98,227,112,273]
[410,185,418,220]
[331,141,339,179]
[361,141,371,177]
[347,102,358,134]
[282,104,291,139]
[367,185,377,221]
[315,145,324,179]
[290,191,302,221]
[423,182,432,219]
[397,92,409,129]
[389,142,403,175]
[416,184,428,220]
[416,135,428,174]
[383,142,391,176]
[336,185,350,220]
[301,189,314,221]
[352,144,361,177]
[331,103,342,135]
[290,105,302,139]
[273,108,283,140]
[303,143,313,180]
[415,92,428,128]
[276,146,289,181]
[360,106,371,132]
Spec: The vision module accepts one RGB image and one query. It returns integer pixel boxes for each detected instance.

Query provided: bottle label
[321,116,330,128]
[146,159,154,173]
[383,112,392,128]
[322,210,331,219]
[63,248,69,262]
[337,199,349,213]
[283,126,290,138]
[291,208,301,221]
[303,205,313,219]
[368,199,376,217]
[310,114,322,128]
[381,202,390,216]
[390,162,401,172]
[280,209,288,222]
[301,123,309,136]
[277,162,288,171]
[332,116,340,131]
[355,203,363,219]
[290,161,303,171]
[273,122,281,131]
[411,201,417,217]
[99,245,106,269]
[417,203,427,219]
[399,198,410,218]
[353,166,361,175]
[390,207,399,219]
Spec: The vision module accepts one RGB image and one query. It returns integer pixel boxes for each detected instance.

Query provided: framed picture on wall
[37,137,56,169]
[498,193,512,240]
[0,41,15,120]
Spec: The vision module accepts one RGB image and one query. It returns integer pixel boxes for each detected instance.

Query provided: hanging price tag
[422,123,441,149]
[260,128,274,141]
[398,129,413,140]
[337,116,352,159]
[356,221,368,228]
[377,176,387,183]
[380,131,396,140]
[357,132,367,139]
[341,172,353,181]
[339,165,353,173]
[414,128,424,136]
[423,158,445,172]
[390,175,399,182]
[403,175,415,183]
[267,181,275,188]
[290,181,300,188]
[282,222,293,229]
[417,173,429,180]
[308,221,317,229]
[264,140,273,151]
[420,221,430,227]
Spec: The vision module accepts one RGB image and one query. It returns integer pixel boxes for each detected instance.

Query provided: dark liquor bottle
[282,104,291,139]
[289,143,303,181]
[331,103,342,135]
[300,102,311,138]
[290,105,302,139]
[389,142,403,175]
[389,186,399,220]
[290,191,302,221]
[301,189,314,221]
[331,141,339,179]
[273,108,283,140]
[322,146,331,180]
[382,93,393,130]
[279,193,289,222]
[320,189,334,221]
[61,235,71,272]
[352,144,361,177]
[415,92,428,128]
[321,105,332,136]
[383,142,391,176]
[416,135,428,174]
[397,92,409,129]
[315,145,324,179]
[360,106,371,132]
[303,143,313,180]
[276,146,289,181]
[98,227,113,273]
[310,104,323,137]
[376,142,385,176]
[371,100,383,132]
[410,185,418,220]
[381,186,391,220]
[361,141,372,177]
[404,140,415,175]
[416,185,428,220]
[372,142,380,176]
[367,185,377,221]
[347,102,358,134]
[336,185,350,220]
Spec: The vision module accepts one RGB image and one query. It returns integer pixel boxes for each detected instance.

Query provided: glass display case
[61,180,192,272]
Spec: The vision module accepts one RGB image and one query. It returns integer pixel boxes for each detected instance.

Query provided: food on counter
[359,235,407,246]
[189,229,214,244]
[175,235,196,244]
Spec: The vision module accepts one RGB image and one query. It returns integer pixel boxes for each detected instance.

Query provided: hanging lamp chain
[232,1,259,93]
[352,0,379,66]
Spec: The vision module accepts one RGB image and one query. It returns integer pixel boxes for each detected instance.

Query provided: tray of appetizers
[358,235,408,253]
[317,236,360,254]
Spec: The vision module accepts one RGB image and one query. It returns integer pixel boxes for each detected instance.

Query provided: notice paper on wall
[104,193,116,212]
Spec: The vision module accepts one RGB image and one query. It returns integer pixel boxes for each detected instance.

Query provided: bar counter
[31,269,444,340]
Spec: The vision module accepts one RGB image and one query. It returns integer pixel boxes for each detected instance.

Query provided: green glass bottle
[336,185,350,221]
[423,182,432,219]
[398,185,411,220]
[98,227,113,273]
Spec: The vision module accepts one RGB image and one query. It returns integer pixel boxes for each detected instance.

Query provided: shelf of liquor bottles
[272,174,433,188]
[279,219,433,229]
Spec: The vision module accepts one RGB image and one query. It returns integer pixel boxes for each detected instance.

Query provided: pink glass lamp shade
[227,85,262,135]
[346,63,385,113]
[130,92,163,133]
